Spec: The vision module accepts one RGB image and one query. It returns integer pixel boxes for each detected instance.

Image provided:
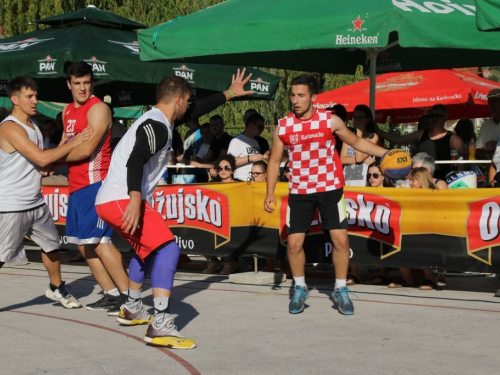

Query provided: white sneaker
[45,281,82,309]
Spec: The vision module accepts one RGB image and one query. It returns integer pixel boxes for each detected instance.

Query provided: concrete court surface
[1,250,500,375]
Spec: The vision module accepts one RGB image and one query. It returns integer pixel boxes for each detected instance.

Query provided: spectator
[250,160,267,182]
[244,109,269,155]
[476,89,500,159]
[411,114,432,155]
[41,119,56,149]
[376,104,467,180]
[228,113,269,181]
[327,104,347,157]
[280,160,290,182]
[454,118,476,148]
[412,152,448,189]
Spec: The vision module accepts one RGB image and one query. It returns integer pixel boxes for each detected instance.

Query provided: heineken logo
[173,65,195,83]
[249,78,270,95]
[38,55,57,75]
[108,40,140,54]
[392,0,475,16]
[83,56,108,76]
[336,15,379,46]
[0,38,54,53]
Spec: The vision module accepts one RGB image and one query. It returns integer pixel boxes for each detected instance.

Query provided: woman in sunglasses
[250,160,267,182]
[203,154,239,275]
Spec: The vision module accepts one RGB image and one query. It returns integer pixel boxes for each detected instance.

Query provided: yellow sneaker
[144,316,196,349]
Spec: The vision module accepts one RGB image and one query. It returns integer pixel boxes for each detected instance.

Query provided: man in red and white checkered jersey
[265,74,387,316]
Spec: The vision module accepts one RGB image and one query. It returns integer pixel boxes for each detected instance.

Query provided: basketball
[380,149,412,180]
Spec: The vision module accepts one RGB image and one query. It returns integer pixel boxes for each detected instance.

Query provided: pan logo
[38,55,57,75]
[249,77,270,95]
[392,0,475,16]
[173,65,195,84]
[117,90,133,105]
[0,82,6,94]
[84,56,108,76]
[336,15,379,46]
[0,38,54,53]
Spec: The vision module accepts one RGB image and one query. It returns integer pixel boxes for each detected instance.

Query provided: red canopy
[315,69,500,123]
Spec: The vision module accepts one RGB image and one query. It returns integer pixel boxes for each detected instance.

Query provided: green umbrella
[0,6,280,105]
[139,0,500,110]
[475,0,500,31]
[0,97,144,119]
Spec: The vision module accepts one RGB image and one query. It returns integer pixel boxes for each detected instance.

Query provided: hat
[487,88,500,99]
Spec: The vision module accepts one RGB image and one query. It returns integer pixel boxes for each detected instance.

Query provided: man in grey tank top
[0,76,91,308]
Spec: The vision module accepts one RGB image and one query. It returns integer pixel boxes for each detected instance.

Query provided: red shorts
[96,199,174,261]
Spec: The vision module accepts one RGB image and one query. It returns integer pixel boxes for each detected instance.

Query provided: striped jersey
[64,96,111,193]
[278,109,344,194]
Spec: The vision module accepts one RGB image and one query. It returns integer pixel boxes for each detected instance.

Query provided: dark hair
[331,104,347,122]
[210,114,224,123]
[200,122,210,129]
[417,114,432,130]
[244,108,257,122]
[66,61,93,81]
[252,160,268,173]
[366,161,394,187]
[353,104,375,134]
[430,104,448,115]
[216,154,236,172]
[156,75,191,104]
[280,160,290,182]
[7,76,38,97]
[454,118,476,143]
[291,74,318,95]
[245,113,265,127]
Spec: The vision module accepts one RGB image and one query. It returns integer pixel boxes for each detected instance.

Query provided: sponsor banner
[40,183,500,271]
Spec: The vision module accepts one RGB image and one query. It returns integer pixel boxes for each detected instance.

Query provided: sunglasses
[367,173,382,179]
[217,165,232,171]
[249,172,264,176]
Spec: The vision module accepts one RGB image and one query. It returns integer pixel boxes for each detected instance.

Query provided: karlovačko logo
[249,77,271,95]
[108,40,140,54]
[153,186,231,248]
[0,38,54,53]
[38,55,57,75]
[466,196,500,265]
[83,56,108,76]
[279,191,403,255]
[336,15,379,46]
[173,65,195,84]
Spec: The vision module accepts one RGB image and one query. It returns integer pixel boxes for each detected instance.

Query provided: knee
[287,239,303,254]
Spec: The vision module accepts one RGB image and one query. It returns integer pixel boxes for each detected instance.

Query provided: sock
[293,276,306,288]
[126,288,142,309]
[335,279,347,289]
[104,288,119,297]
[153,297,170,327]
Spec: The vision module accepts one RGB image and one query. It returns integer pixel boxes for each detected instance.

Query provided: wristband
[227,89,235,98]
[248,155,250,163]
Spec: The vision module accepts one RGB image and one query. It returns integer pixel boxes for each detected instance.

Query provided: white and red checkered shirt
[278,109,344,194]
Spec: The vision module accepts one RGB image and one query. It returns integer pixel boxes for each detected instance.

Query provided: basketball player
[264,75,386,315]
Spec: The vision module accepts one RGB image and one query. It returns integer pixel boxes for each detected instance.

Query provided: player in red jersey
[264,75,387,315]
[61,61,129,315]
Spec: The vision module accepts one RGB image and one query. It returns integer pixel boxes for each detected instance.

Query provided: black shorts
[286,188,348,235]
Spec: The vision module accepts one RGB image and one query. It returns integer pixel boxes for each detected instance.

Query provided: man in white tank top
[0,76,92,309]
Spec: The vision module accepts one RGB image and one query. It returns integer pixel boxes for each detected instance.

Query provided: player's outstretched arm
[264,127,283,213]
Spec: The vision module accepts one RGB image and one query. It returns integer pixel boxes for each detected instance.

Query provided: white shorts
[0,204,60,262]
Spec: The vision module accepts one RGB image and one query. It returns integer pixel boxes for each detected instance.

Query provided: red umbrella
[315,69,500,123]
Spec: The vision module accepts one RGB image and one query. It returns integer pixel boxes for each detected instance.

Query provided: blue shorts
[66,182,113,245]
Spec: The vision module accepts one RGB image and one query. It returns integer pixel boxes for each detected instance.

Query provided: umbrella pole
[368,50,378,119]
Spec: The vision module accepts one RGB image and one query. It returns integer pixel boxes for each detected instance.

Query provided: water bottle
[469,138,476,160]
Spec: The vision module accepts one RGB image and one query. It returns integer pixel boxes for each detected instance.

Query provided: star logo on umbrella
[380,51,390,62]
[352,16,364,32]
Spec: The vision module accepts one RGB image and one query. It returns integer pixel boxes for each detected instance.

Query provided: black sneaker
[86,294,119,311]
[106,293,129,316]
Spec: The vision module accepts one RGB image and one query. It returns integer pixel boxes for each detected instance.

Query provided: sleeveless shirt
[0,116,44,211]
[278,109,344,194]
[64,96,111,193]
[95,108,173,207]
[417,129,453,179]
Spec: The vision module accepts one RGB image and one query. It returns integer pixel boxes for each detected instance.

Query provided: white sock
[104,288,119,296]
[126,288,142,309]
[335,279,347,289]
[293,276,306,288]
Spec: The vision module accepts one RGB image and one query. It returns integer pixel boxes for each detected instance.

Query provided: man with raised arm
[264,74,386,316]
[0,76,90,308]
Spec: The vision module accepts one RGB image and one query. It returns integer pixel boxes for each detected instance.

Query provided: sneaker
[116,301,153,325]
[86,294,119,311]
[333,286,355,315]
[106,293,129,316]
[202,260,222,274]
[289,285,309,314]
[45,281,82,309]
[144,316,196,349]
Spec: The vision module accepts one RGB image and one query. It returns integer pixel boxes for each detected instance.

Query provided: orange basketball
[380,149,412,180]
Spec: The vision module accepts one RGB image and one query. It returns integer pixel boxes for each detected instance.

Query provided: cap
[103,95,112,104]
[487,88,500,99]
